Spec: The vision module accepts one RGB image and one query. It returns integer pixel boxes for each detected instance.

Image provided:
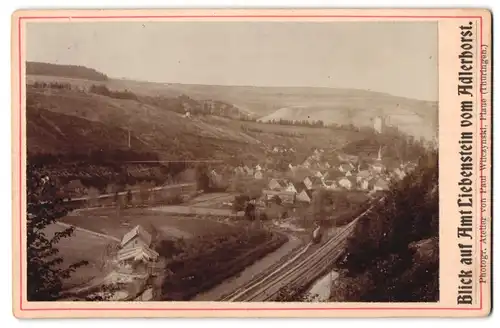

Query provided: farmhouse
[117,225,159,269]
[120,225,152,251]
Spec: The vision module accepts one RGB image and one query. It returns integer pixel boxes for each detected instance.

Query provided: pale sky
[26,21,438,101]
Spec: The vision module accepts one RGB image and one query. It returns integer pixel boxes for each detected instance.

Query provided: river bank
[192,234,303,301]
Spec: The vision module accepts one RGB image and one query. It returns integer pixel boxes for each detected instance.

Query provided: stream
[305,269,339,301]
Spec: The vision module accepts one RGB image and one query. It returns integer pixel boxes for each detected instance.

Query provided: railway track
[219,239,312,301]
[222,199,383,302]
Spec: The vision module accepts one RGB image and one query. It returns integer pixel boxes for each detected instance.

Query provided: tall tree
[26,164,88,301]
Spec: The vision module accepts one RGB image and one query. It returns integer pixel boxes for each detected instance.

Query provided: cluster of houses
[229,146,416,206]
[232,163,266,180]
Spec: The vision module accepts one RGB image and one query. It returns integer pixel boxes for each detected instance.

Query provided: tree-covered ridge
[27,62,109,81]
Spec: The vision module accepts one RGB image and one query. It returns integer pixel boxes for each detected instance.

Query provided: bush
[158,229,287,300]
[26,164,89,301]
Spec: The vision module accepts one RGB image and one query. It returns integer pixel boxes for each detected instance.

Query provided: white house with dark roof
[268,178,289,191]
[243,165,253,176]
[393,168,406,180]
[323,179,338,190]
[254,170,264,180]
[234,166,245,176]
[373,178,390,192]
[246,167,254,176]
[356,170,371,182]
[338,163,352,174]
[358,178,370,191]
[338,176,356,190]
[304,176,324,190]
[314,171,324,179]
[371,162,385,174]
[262,190,296,205]
[285,182,297,193]
[302,159,311,168]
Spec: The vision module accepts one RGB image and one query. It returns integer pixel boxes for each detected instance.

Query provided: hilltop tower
[373,116,383,134]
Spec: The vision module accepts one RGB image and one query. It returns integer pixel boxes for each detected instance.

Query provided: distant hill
[105,82,438,141]
[25,65,437,140]
[257,91,438,141]
[25,85,373,168]
[26,62,108,81]
[26,69,438,163]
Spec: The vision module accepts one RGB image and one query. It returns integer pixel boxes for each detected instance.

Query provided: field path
[56,222,121,242]
[151,205,242,217]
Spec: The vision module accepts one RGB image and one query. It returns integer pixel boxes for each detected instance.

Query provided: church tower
[376,145,382,161]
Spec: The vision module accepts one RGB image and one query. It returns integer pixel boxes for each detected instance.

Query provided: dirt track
[150,205,243,217]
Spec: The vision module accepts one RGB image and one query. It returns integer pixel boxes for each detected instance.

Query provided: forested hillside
[27,62,109,81]
[331,150,439,302]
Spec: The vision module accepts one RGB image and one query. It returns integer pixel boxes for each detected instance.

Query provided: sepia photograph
[12,9,491,318]
[23,19,440,304]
